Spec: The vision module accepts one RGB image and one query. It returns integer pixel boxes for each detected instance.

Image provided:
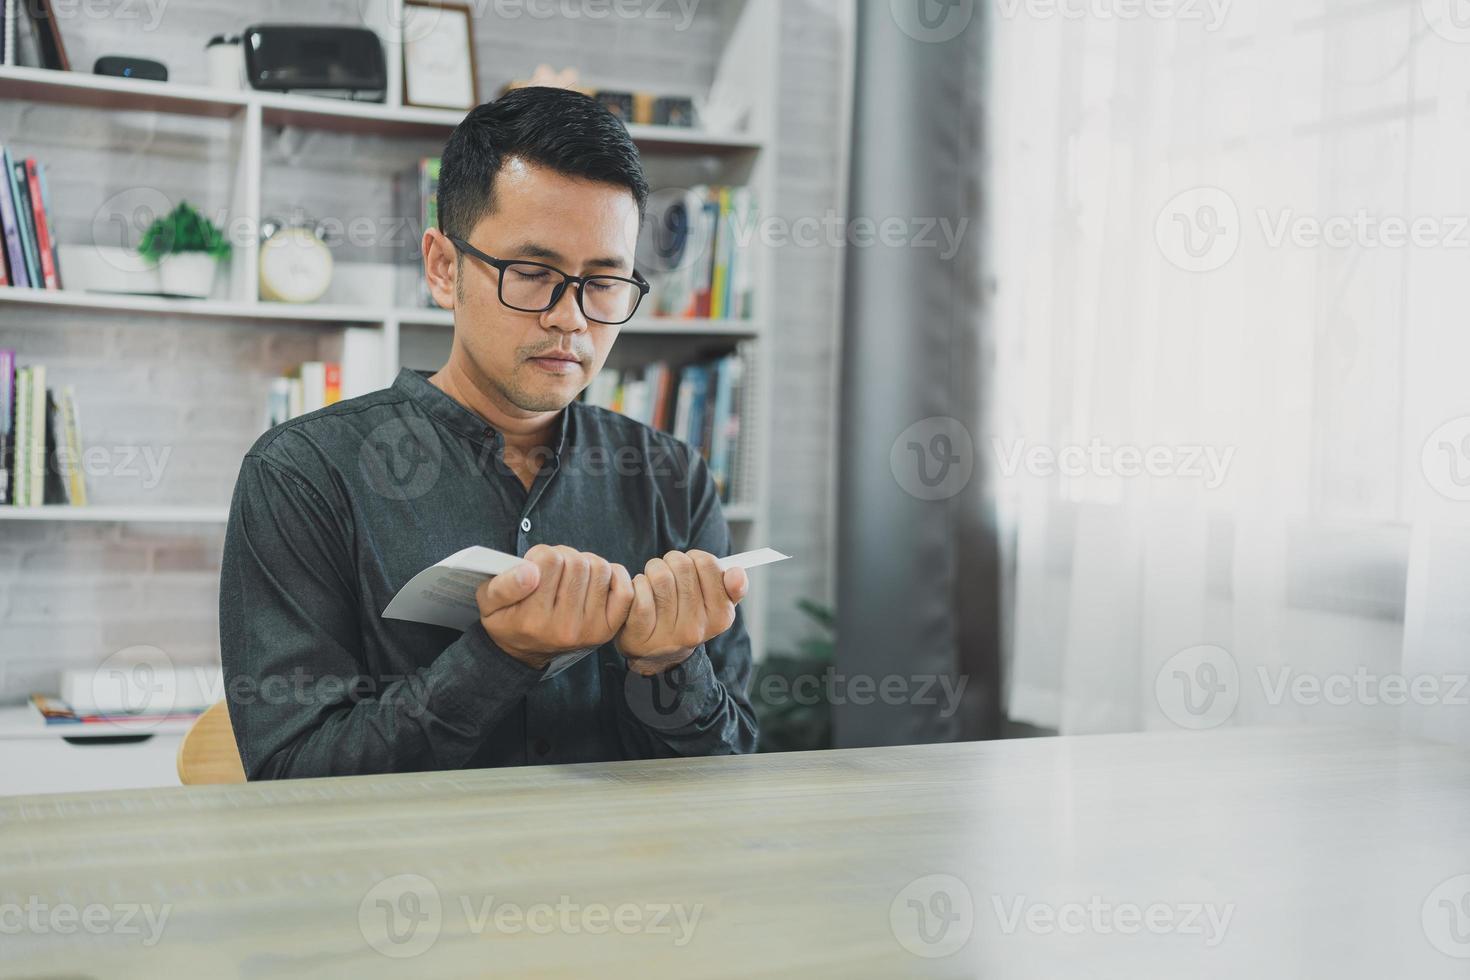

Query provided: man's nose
[540,283,590,334]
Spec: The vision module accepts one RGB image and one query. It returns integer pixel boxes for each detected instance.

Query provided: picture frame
[402,0,478,110]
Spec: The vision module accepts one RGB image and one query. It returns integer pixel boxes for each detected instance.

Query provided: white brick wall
[0,0,849,699]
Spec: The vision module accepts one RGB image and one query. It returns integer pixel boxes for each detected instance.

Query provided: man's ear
[422,228,458,310]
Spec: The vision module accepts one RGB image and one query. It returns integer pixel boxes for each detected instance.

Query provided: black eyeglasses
[448,235,650,326]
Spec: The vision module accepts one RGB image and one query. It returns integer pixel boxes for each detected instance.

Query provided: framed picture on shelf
[402,1,478,110]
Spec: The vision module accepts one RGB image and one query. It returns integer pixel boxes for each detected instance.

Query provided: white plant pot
[157,253,219,298]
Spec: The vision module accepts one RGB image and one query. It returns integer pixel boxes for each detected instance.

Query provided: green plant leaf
[138,201,232,263]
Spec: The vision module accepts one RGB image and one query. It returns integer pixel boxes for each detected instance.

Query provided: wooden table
[2,727,1467,978]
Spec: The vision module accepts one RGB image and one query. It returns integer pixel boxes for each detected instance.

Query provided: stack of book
[581,345,750,502]
[0,147,63,290]
[31,664,221,731]
[267,361,342,426]
[645,184,757,321]
[1,350,87,507]
[399,157,440,308]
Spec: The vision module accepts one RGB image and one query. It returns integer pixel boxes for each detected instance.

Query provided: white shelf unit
[0,0,780,656]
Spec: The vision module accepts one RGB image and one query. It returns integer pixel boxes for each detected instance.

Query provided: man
[219,87,756,779]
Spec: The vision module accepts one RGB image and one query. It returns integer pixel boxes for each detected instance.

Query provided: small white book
[383,546,790,680]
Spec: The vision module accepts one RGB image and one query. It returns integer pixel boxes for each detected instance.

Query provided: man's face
[444,158,641,413]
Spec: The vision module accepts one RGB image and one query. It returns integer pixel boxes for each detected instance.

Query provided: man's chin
[510,379,582,413]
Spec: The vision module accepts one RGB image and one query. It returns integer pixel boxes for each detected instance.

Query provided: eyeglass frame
[446,234,651,326]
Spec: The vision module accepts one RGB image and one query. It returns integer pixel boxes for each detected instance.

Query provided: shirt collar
[393,368,574,457]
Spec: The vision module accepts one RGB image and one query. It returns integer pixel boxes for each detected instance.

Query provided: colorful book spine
[708,355,735,497]
[12,366,28,506]
[24,159,57,289]
[36,162,62,290]
[0,348,13,504]
[59,386,86,506]
[26,363,45,506]
[0,147,25,287]
[324,362,342,405]
[8,159,39,288]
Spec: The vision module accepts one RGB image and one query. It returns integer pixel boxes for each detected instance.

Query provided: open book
[383,546,789,680]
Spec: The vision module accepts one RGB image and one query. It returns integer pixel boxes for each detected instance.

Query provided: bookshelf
[0,0,781,658]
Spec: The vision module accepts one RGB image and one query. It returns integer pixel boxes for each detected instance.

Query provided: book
[26,363,45,506]
[2,0,14,67]
[382,545,789,678]
[728,187,756,318]
[710,187,733,318]
[31,694,205,727]
[35,161,61,289]
[708,355,737,497]
[340,327,383,400]
[407,157,441,307]
[0,348,12,504]
[60,665,219,716]
[324,362,342,405]
[266,378,291,427]
[57,385,85,505]
[0,147,27,287]
[12,366,28,505]
[693,187,719,318]
[42,387,65,504]
[4,149,38,288]
[23,158,57,289]
[299,361,326,414]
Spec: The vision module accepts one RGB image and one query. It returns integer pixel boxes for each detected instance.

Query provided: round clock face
[259,226,333,303]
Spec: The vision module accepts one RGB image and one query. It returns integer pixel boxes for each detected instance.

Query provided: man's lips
[528,352,585,374]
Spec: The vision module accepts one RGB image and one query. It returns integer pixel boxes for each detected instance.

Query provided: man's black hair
[437,86,649,240]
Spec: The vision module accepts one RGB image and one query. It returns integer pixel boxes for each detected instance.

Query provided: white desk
[1,727,1467,977]
[0,706,184,796]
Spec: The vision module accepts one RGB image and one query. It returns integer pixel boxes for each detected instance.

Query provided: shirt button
[520,517,531,533]
[532,738,551,756]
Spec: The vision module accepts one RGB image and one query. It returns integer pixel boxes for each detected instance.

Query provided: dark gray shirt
[219,368,756,779]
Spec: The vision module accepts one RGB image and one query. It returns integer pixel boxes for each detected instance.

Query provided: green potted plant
[138,201,231,298]
[751,599,835,753]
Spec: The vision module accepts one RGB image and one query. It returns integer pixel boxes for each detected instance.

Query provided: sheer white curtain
[987,0,1470,745]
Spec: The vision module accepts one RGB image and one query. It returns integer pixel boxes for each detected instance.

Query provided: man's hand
[615,550,749,676]
[477,544,635,670]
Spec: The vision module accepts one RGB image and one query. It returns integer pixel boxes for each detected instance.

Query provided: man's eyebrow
[506,241,630,271]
